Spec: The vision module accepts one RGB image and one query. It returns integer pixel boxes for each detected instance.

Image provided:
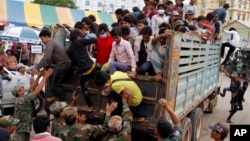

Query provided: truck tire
[34,94,44,113]
[189,108,203,141]
[181,117,192,141]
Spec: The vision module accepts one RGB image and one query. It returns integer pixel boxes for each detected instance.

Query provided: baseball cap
[208,121,229,135]
[62,106,78,118]
[186,10,194,15]
[49,101,68,114]
[171,11,180,16]
[0,127,10,141]
[0,115,20,128]
[12,84,24,96]
[156,117,173,138]
[17,63,25,70]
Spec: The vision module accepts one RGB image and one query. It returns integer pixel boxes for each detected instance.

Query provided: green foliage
[33,0,76,8]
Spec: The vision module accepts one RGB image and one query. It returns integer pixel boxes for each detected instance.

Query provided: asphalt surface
[199,74,250,141]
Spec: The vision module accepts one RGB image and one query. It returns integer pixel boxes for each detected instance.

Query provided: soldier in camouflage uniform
[12,69,52,141]
[91,93,133,141]
[58,106,89,141]
[49,101,68,137]
[0,115,19,136]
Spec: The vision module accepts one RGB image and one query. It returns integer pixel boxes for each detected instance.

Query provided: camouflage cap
[12,84,24,96]
[0,115,20,128]
[49,101,68,114]
[62,106,78,118]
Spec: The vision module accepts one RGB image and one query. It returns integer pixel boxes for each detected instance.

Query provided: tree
[33,0,76,8]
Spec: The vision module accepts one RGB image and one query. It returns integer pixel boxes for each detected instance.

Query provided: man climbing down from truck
[220,27,240,65]
[33,29,71,102]
[95,71,144,118]
[156,98,182,141]
[67,29,97,112]
[227,81,248,123]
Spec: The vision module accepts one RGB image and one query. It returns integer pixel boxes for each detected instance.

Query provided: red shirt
[144,8,158,19]
[96,35,114,65]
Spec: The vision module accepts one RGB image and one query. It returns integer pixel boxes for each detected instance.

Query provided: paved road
[200,74,250,141]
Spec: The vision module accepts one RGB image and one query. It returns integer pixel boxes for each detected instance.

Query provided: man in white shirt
[221,27,240,65]
[16,63,32,90]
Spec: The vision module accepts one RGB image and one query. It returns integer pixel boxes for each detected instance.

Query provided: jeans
[221,42,236,65]
[80,74,93,107]
[51,68,68,101]
[137,61,156,75]
[223,87,231,95]
[109,62,131,74]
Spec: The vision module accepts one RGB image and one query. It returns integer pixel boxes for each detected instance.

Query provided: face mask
[100,33,107,38]
[158,10,165,15]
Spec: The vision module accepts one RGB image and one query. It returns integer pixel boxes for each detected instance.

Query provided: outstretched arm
[159,98,181,126]
[32,69,53,97]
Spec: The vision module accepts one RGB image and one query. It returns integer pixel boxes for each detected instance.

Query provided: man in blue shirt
[214,3,230,24]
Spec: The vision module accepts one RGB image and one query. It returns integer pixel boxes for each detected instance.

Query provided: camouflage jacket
[14,91,35,133]
[58,123,89,141]
[94,103,133,141]
[51,118,66,137]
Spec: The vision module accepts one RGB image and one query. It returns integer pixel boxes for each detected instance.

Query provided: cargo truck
[45,32,221,141]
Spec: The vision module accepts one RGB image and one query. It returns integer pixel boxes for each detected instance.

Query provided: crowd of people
[0,0,247,140]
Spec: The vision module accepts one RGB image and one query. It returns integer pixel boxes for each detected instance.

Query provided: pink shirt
[31,132,62,141]
[108,38,136,72]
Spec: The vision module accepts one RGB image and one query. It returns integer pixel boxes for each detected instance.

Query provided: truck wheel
[34,94,44,113]
[181,117,192,141]
[189,108,203,141]
[205,94,218,113]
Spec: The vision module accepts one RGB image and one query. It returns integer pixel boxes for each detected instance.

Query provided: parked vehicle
[1,67,44,115]
[46,33,221,141]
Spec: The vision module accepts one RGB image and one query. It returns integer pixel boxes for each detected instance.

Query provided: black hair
[120,26,130,35]
[179,26,189,33]
[115,8,125,16]
[0,65,3,71]
[81,17,95,33]
[74,21,84,29]
[111,22,118,28]
[223,3,230,9]
[136,19,148,26]
[137,13,146,21]
[69,30,81,41]
[157,4,165,9]
[187,25,197,31]
[243,81,249,86]
[149,0,157,7]
[159,23,171,29]
[6,49,14,55]
[123,16,133,24]
[197,15,206,21]
[88,14,96,22]
[133,7,140,12]
[99,23,109,32]
[156,117,173,139]
[33,115,50,134]
[64,115,76,126]
[124,9,130,15]
[39,29,51,38]
[159,27,168,35]
[166,1,173,6]
[95,71,110,87]
[229,27,236,31]
[206,12,215,21]
[110,27,122,37]
[140,26,152,36]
